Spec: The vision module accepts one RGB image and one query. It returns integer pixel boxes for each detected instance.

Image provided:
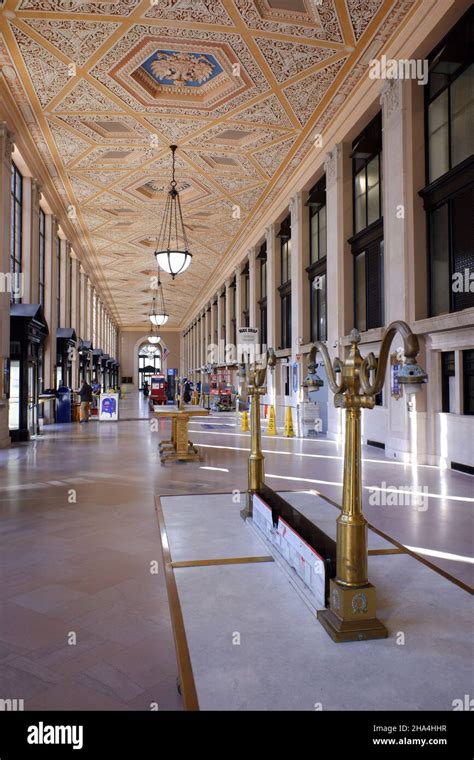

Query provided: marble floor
[0,391,472,710]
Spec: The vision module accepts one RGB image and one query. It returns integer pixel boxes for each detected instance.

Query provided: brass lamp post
[309,321,427,642]
[177,377,185,410]
[241,349,276,519]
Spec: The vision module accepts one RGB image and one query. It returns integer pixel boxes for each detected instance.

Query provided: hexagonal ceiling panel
[0,0,417,326]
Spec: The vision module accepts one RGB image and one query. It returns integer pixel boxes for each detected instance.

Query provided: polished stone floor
[0,392,472,710]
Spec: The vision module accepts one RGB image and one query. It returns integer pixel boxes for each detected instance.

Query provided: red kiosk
[149,374,168,407]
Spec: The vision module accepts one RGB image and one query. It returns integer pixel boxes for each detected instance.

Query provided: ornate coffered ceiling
[0,0,417,327]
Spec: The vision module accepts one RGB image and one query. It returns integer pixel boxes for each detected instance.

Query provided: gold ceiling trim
[0,0,419,327]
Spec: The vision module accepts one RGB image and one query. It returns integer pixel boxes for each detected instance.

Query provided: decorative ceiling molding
[0,0,419,326]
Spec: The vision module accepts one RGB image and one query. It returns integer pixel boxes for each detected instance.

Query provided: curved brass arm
[246,347,276,388]
[359,320,420,395]
[309,342,345,395]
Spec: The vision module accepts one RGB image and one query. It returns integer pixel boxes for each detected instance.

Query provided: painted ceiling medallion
[147,50,219,87]
[109,37,251,110]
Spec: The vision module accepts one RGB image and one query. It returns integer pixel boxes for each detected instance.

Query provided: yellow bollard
[283,405,295,437]
[241,410,249,432]
[267,405,277,435]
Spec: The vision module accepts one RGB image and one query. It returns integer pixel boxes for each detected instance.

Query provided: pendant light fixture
[149,267,169,326]
[148,324,160,345]
[154,145,192,278]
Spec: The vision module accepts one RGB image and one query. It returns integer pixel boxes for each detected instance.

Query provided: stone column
[42,215,58,420]
[235,265,242,357]
[200,310,205,368]
[265,223,279,403]
[70,255,79,387]
[380,78,426,460]
[204,305,210,366]
[217,289,223,364]
[225,278,232,363]
[79,269,86,340]
[289,191,310,423]
[0,123,14,447]
[248,247,257,329]
[89,285,95,344]
[20,176,33,304]
[59,238,68,328]
[23,178,42,304]
[265,224,279,352]
[210,299,216,363]
[325,143,352,440]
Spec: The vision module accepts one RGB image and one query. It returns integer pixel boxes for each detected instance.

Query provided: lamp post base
[317,580,388,642]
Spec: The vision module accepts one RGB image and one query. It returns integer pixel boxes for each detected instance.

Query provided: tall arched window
[138,342,161,389]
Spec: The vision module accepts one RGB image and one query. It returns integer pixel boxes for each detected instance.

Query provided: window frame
[307,175,327,342]
[56,236,61,327]
[351,113,383,236]
[424,7,474,186]
[349,113,384,332]
[10,162,23,304]
[38,208,46,307]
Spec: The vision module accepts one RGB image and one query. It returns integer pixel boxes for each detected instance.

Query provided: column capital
[31,177,43,198]
[52,215,60,235]
[265,223,277,246]
[288,190,305,219]
[0,122,14,164]
[380,79,403,120]
[324,144,342,188]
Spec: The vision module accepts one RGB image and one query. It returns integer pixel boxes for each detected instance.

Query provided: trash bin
[56,386,72,423]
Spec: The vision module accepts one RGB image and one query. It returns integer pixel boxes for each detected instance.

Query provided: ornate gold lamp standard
[308,321,427,642]
[241,350,276,520]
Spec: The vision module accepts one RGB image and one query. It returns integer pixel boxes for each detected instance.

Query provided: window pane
[441,351,455,413]
[379,151,383,216]
[355,252,366,332]
[452,185,474,312]
[428,90,449,182]
[310,212,319,263]
[379,240,384,326]
[311,279,318,341]
[319,205,327,259]
[261,260,267,297]
[451,64,474,169]
[354,169,366,232]
[463,349,474,414]
[319,273,327,341]
[367,156,380,225]
[287,238,292,280]
[430,204,450,315]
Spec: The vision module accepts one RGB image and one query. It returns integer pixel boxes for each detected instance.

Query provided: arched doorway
[138,342,161,390]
